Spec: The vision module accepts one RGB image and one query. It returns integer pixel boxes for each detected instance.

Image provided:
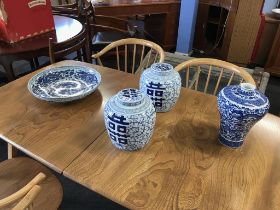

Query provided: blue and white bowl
[140,63,181,112]
[217,83,270,148]
[28,66,101,102]
[104,88,156,151]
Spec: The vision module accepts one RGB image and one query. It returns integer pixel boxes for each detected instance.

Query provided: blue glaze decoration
[217,83,270,148]
[104,88,156,151]
[140,63,181,112]
[28,66,101,102]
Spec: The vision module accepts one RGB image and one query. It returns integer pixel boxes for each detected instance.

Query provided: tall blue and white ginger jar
[104,88,156,151]
[140,63,181,112]
[217,83,270,148]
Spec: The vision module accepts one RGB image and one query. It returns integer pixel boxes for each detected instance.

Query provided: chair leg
[8,144,17,159]
[77,50,82,61]
[34,57,40,69]
[29,59,36,71]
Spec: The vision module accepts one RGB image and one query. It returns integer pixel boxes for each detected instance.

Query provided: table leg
[8,144,17,159]
[34,57,40,69]
[29,59,36,71]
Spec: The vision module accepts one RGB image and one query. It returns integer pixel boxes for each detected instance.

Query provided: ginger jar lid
[220,83,269,109]
[116,88,145,107]
[151,63,174,76]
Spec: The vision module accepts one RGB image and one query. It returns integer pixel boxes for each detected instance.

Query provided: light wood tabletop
[0,61,139,172]
[1,61,280,209]
[64,87,280,210]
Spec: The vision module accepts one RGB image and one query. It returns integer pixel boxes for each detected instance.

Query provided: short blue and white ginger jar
[140,63,181,112]
[104,88,156,151]
[217,83,270,148]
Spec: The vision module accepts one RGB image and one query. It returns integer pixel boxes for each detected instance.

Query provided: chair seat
[92,31,130,51]
[0,157,63,210]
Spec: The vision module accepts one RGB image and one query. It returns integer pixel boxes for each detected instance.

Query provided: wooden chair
[0,157,63,210]
[49,26,91,63]
[88,6,139,53]
[52,1,133,54]
[174,58,256,95]
[52,0,83,20]
[57,0,70,5]
[92,38,165,74]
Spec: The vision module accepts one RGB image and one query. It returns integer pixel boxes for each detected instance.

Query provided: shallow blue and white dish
[28,66,101,102]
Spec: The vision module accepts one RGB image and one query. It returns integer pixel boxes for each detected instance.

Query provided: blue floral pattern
[217,83,270,148]
[28,66,101,102]
[140,63,181,112]
[104,88,156,151]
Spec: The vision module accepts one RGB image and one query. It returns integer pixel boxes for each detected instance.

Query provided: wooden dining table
[0,61,280,209]
[0,15,83,82]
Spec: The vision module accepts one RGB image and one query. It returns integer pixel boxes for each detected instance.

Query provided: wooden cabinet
[193,1,236,59]
[266,25,280,76]
[193,0,264,65]
[94,0,181,51]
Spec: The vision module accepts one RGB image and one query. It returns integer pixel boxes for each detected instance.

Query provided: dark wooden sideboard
[94,0,181,51]
[265,16,280,76]
[193,0,239,59]
[193,0,264,65]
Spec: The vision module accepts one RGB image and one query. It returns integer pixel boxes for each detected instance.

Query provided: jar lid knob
[116,88,144,107]
[151,63,173,75]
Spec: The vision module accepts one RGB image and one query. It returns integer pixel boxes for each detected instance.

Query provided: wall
[263,0,279,14]
[176,0,199,54]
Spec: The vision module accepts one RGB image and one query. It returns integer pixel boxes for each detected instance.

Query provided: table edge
[0,134,62,173]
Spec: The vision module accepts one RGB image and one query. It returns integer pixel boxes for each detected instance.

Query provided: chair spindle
[204,65,212,93]
[97,57,103,66]
[140,45,145,65]
[186,67,190,88]
[146,50,152,68]
[154,52,158,63]
[227,72,235,86]
[214,67,224,95]
[132,44,136,74]
[195,66,201,91]
[125,45,127,73]
[116,46,120,71]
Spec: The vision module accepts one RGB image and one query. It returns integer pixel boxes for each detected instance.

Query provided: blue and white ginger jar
[104,88,156,151]
[217,83,270,148]
[140,63,181,112]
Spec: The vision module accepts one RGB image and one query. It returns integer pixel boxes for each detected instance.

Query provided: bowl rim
[27,65,102,102]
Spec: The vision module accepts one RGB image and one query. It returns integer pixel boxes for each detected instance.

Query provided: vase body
[140,63,181,112]
[217,83,270,148]
[104,88,156,151]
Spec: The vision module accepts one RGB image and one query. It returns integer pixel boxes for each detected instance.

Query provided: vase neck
[239,83,256,96]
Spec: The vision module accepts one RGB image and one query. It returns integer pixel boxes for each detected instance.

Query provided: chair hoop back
[92,38,165,74]
[174,58,256,95]
[0,173,46,209]
[49,26,90,63]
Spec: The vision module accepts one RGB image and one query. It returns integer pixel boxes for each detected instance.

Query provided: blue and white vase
[217,83,270,148]
[104,88,156,151]
[140,63,181,112]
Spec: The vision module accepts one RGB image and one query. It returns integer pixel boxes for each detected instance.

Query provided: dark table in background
[0,15,83,81]
[94,0,181,51]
